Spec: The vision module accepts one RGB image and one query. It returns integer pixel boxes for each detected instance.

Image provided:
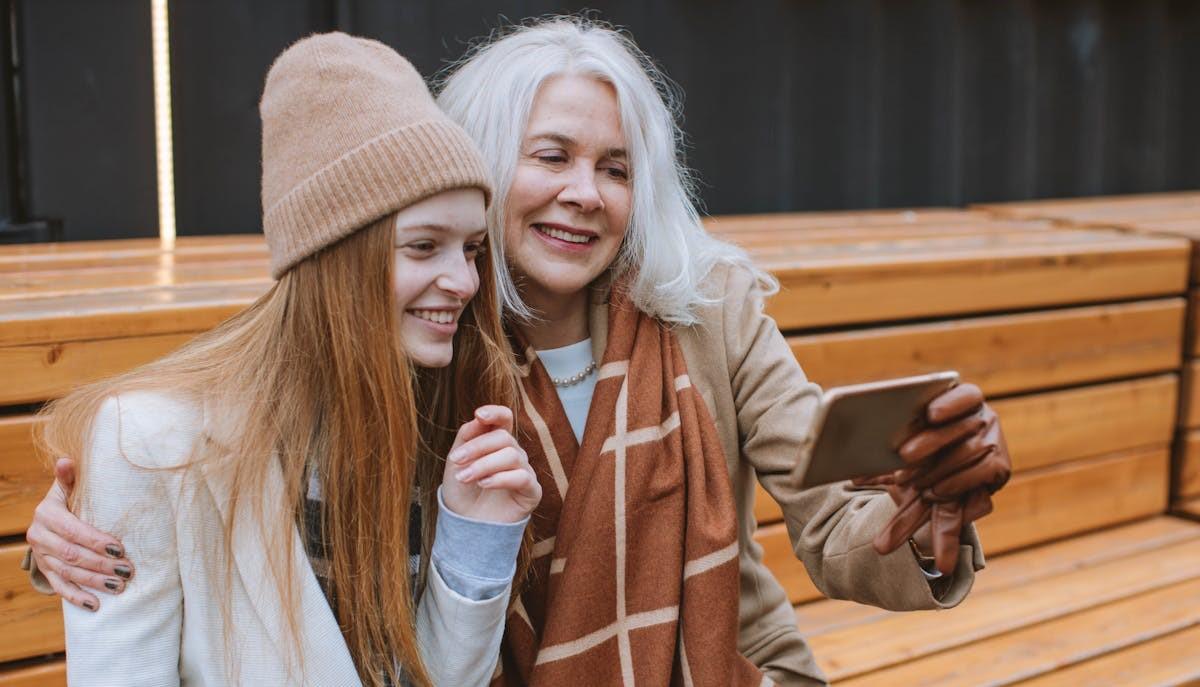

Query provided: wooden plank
[0,661,65,687]
[0,332,199,405]
[839,577,1200,687]
[794,516,1200,637]
[1176,497,1200,520]
[977,447,1170,556]
[0,282,265,347]
[758,232,1189,330]
[753,376,1179,526]
[977,192,1200,221]
[0,416,48,538]
[1180,359,1200,428]
[757,448,1170,605]
[1016,624,1200,687]
[0,260,269,298]
[0,235,265,270]
[716,220,1055,245]
[1176,430,1200,500]
[0,543,63,663]
[704,208,991,234]
[806,536,1200,681]
[789,299,1185,396]
[1190,289,1200,355]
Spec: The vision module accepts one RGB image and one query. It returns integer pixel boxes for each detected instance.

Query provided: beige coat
[588,264,984,686]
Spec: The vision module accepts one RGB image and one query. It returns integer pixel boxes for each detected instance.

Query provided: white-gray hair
[434,16,776,325]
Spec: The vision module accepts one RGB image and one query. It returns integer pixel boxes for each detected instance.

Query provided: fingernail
[448,450,464,463]
[114,565,131,579]
[478,477,493,487]
[105,544,123,558]
[104,578,121,591]
[477,408,493,421]
[457,469,475,483]
[83,600,96,611]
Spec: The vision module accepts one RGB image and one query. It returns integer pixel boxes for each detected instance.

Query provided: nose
[557,162,604,213]
[435,252,478,301]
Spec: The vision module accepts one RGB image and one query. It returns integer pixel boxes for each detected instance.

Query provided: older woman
[27,17,1009,687]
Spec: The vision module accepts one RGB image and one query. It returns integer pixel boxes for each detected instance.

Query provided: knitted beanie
[259,32,492,278]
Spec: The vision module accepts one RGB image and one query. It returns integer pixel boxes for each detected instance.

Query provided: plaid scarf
[494,287,766,686]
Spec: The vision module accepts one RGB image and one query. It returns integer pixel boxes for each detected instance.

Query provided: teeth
[537,225,591,244]
[411,310,455,324]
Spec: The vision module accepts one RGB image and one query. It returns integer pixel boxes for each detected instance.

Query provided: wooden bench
[706,209,1199,683]
[979,193,1200,524]
[3,211,1198,684]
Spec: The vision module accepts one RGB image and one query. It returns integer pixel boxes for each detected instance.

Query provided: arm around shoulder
[64,394,193,686]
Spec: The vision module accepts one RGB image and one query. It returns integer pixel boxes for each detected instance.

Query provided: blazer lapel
[200,399,361,685]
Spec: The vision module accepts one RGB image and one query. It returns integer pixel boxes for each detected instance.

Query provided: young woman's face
[392,188,488,368]
[503,74,633,305]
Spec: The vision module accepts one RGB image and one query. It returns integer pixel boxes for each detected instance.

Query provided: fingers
[455,446,526,484]
[448,405,515,454]
[899,409,987,465]
[449,428,520,468]
[38,550,126,596]
[925,383,984,425]
[32,492,131,565]
[930,500,964,575]
[963,489,994,523]
[54,457,79,492]
[37,559,100,611]
[872,491,930,555]
[27,523,134,583]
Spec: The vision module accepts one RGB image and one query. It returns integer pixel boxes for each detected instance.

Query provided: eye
[604,165,629,181]
[403,240,437,255]
[464,241,487,258]
[534,149,568,164]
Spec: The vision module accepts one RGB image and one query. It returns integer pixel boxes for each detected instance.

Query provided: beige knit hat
[260,32,492,278]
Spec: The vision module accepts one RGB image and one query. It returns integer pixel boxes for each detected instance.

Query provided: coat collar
[199,398,361,685]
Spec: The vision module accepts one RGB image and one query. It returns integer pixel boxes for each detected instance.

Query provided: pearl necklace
[551,360,597,388]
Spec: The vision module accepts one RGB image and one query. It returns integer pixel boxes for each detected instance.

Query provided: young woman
[26,33,539,687]
[27,18,1009,687]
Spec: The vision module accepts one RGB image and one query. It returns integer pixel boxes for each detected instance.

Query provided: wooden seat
[797,517,1200,685]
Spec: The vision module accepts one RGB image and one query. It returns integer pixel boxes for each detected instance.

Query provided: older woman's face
[503,74,632,305]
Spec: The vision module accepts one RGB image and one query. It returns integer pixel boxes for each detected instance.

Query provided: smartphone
[795,371,960,489]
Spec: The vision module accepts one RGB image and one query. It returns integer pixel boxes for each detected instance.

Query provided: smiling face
[392,188,488,367]
[503,74,633,314]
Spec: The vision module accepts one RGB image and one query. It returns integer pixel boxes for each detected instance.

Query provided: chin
[409,346,454,369]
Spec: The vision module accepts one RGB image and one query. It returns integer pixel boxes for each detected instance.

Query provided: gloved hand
[854,383,1012,575]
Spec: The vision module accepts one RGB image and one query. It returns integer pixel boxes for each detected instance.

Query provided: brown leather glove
[855,383,1012,575]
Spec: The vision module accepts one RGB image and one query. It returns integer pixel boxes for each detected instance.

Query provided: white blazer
[64,392,507,686]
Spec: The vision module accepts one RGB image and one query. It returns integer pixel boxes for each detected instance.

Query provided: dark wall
[19,0,158,240]
[4,0,1200,240]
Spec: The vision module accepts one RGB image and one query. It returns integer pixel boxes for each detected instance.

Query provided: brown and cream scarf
[494,286,766,686]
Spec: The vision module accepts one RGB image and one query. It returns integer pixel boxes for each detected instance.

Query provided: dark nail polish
[104,578,120,591]
[105,544,123,558]
[114,565,131,579]
[83,601,96,611]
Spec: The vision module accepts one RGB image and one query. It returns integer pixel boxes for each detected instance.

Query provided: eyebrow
[395,223,488,237]
[527,132,627,160]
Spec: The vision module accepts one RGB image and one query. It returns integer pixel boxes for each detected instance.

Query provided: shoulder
[92,391,204,470]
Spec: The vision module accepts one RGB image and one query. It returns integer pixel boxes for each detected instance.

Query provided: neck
[520,288,590,350]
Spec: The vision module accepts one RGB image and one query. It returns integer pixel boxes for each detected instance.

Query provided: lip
[405,307,460,336]
[531,222,598,254]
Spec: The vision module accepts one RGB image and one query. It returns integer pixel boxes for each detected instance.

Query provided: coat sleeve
[63,396,185,686]
[414,561,511,686]
[720,265,984,610]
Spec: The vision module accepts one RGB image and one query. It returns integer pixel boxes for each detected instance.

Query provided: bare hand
[24,458,134,611]
[854,383,1011,574]
[440,406,541,523]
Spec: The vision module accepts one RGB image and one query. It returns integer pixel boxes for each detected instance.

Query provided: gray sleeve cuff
[431,487,528,601]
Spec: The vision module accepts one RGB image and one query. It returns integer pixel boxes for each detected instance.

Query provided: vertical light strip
[151,0,176,249]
